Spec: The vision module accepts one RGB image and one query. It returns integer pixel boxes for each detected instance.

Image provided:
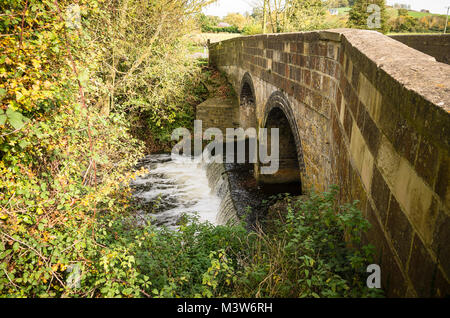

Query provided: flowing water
[131,151,293,230]
[131,154,222,228]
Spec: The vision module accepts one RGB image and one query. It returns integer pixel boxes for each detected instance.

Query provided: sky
[202,0,450,17]
[386,0,449,14]
[202,0,257,17]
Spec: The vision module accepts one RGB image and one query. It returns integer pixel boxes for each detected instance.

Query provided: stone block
[365,202,385,257]
[358,73,382,125]
[431,208,450,278]
[312,71,322,91]
[327,42,336,59]
[431,267,450,297]
[435,153,450,209]
[371,166,391,225]
[361,107,381,158]
[349,122,374,191]
[386,195,413,267]
[339,96,346,126]
[302,69,311,87]
[381,245,409,298]
[325,59,337,77]
[408,234,437,297]
[391,118,420,168]
[344,106,353,139]
[412,136,438,189]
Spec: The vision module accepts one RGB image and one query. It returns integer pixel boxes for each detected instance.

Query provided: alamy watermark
[367,264,381,289]
[171,120,280,175]
[367,4,381,29]
[65,4,82,30]
[66,263,81,289]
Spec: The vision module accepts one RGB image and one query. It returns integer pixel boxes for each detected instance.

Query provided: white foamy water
[131,154,221,228]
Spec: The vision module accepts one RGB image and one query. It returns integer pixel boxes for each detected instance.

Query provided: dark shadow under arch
[258,91,305,194]
[240,72,255,103]
[239,72,257,129]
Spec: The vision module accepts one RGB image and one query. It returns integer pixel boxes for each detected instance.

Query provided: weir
[205,161,239,225]
[197,96,302,227]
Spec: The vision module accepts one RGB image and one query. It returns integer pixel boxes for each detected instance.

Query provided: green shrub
[1,181,384,297]
[232,186,384,298]
[201,25,241,34]
[242,24,263,35]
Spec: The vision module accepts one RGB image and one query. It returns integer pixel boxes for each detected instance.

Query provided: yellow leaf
[32,59,41,69]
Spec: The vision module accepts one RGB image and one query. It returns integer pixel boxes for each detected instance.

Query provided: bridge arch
[239,72,257,130]
[257,91,304,194]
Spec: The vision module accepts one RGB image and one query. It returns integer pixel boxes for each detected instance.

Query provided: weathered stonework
[196,97,240,134]
[389,34,450,65]
[209,28,450,297]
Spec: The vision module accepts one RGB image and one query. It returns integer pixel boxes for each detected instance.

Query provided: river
[130,154,221,229]
[130,152,294,230]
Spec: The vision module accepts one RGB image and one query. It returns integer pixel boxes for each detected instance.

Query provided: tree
[328,0,350,8]
[89,0,216,119]
[285,0,327,31]
[197,13,221,30]
[348,0,389,33]
[223,12,247,30]
[262,0,268,33]
[390,15,418,32]
[250,0,327,33]
[397,8,408,16]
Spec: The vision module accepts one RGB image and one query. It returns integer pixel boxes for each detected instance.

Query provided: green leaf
[5,107,15,117]
[0,113,6,126]
[122,288,133,295]
[19,140,30,149]
[0,250,12,260]
[6,109,25,130]
[79,69,89,86]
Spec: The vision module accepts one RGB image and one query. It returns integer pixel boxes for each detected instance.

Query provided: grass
[408,11,446,18]
[187,43,205,54]
[337,7,351,15]
[186,32,242,46]
[387,32,444,35]
[337,6,446,19]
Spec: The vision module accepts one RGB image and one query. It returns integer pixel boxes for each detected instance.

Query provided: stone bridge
[208,29,450,297]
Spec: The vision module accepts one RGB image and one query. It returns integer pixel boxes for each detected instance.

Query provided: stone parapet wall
[209,28,450,297]
[389,34,450,65]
